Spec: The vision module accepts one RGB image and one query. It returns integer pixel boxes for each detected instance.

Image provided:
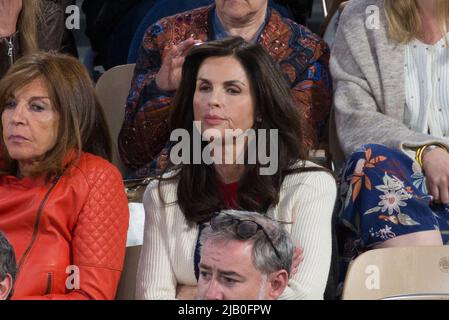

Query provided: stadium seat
[95,63,135,176]
[342,246,449,300]
[115,245,142,300]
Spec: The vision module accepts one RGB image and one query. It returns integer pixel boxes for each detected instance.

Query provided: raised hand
[0,0,22,37]
[155,37,202,92]
[290,246,304,276]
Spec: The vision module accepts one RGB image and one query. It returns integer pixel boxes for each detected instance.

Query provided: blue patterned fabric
[339,144,449,247]
[337,144,449,289]
[211,7,268,42]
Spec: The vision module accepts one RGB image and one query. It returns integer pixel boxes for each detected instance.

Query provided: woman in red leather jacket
[0,52,129,299]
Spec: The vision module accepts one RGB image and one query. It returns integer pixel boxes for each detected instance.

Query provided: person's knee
[375,230,443,248]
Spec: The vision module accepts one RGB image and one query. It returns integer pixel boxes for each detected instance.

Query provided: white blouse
[405,36,449,138]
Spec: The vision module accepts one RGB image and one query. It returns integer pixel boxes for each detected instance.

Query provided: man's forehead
[206,238,253,253]
[202,239,255,270]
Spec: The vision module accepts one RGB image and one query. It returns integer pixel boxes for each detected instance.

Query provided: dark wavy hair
[161,36,327,224]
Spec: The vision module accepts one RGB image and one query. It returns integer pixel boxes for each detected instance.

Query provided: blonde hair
[385,0,449,44]
[17,0,41,54]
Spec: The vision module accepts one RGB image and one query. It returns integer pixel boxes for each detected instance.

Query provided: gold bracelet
[415,145,426,167]
[416,143,448,167]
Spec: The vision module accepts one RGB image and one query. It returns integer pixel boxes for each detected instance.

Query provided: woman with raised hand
[118,0,332,176]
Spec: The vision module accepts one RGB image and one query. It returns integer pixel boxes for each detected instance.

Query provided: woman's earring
[256,115,262,123]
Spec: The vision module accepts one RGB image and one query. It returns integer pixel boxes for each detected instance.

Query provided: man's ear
[266,270,289,300]
[0,274,13,300]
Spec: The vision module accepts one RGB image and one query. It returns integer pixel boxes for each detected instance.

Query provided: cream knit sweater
[136,161,336,300]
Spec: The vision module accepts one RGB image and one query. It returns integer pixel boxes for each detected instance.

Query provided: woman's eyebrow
[223,80,246,87]
[27,96,51,102]
[197,77,246,86]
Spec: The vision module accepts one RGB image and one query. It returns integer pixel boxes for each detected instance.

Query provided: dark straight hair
[161,36,329,224]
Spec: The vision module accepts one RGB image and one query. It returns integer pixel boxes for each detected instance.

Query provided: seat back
[382,293,449,300]
[342,246,449,300]
[95,64,135,176]
[115,245,142,300]
[322,0,332,16]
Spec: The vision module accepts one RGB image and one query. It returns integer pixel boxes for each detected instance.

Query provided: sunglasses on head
[210,212,281,260]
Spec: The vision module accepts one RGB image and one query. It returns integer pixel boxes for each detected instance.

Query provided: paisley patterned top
[118,5,332,171]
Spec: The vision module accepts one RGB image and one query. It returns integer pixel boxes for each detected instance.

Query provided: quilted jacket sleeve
[23,163,129,300]
[118,20,175,170]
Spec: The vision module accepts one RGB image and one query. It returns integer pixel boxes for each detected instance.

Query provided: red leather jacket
[0,152,129,299]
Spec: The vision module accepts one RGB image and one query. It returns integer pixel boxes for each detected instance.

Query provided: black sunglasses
[210,213,281,259]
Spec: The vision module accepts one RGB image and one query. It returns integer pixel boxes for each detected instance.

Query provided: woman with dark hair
[136,37,336,300]
[118,0,331,175]
[0,52,129,299]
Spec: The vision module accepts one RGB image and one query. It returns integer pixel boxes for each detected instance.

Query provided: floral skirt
[339,144,449,248]
[337,144,449,286]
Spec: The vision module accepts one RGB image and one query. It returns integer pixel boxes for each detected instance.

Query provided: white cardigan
[329,0,449,167]
[136,161,337,300]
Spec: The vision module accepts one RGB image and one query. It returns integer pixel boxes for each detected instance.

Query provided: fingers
[167,38,202,59]
[428,181,440,203]
[158,49,185,91]
[158,37,202,91]
[290,247,304,276]
[163,37,202,67]
[164,47,186,69]
[296,247,304,263]
[440,185,449,205]
[293,247,303,261]
[171,56,185,69]
[423,147,449,204]
[427,176,449,204]
[177,37,203,55]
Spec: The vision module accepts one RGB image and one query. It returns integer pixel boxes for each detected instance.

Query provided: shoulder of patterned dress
[261,9,329,64]
[146,5,211,46]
